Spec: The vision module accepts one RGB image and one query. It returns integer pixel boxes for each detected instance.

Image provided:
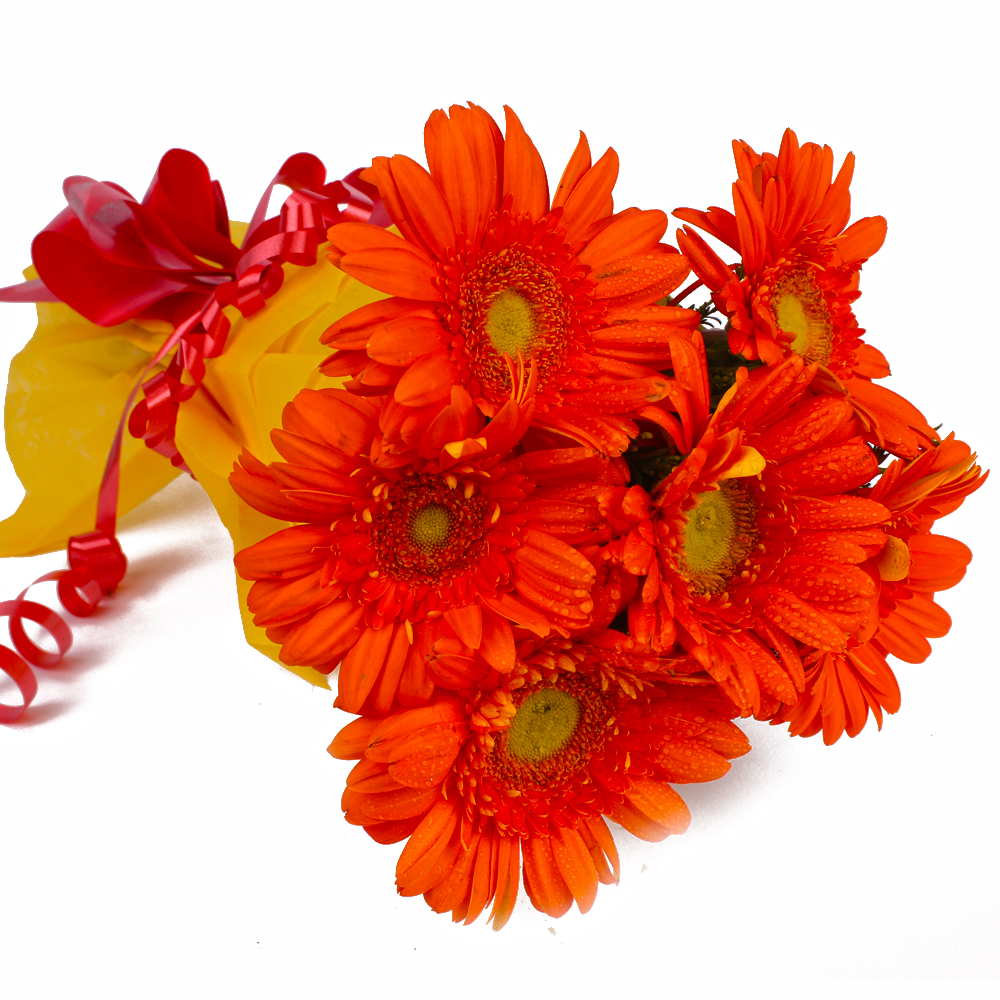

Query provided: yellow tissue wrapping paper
[0,233,388,688]
[0,264,181,558]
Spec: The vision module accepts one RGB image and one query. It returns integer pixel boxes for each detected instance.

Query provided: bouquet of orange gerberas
[0,105,985,928]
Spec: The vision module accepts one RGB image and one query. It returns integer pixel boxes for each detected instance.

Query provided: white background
[0,1,997,997]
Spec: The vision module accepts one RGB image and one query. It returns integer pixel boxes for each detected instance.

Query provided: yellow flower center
[409,503,452,550]
[458,245,574,400]
[486,288,538,360]
[772,269,833,364]
[680,482,757,594]
[485,673,614,791]
[506,688,581,762]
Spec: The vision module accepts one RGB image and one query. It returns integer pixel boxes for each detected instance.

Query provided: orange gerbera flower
[329,635,749,927]
[322,104,698,458]
[230,378,625,712]
[674,128,937,458]
[777,434,986,743]
[610,351,890,716]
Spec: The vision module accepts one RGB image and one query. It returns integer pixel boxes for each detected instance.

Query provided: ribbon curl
[0,149,388,721]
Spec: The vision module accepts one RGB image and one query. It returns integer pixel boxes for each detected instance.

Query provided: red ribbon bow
[0,149,388,722]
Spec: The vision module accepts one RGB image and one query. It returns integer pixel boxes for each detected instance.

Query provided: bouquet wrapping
[0,106,985,927]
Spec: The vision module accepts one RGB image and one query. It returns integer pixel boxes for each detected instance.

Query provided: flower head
[323,104,699,458]
[612,353,890,715]
[674,128,937,458]
[775,434,986,742]
[329,635,749,927]
[230,378,627,712]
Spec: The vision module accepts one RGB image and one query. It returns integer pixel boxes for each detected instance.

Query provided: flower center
[486,288,538,359]
[458,244,574,399]
[487,673,612,788]
[772,269,833,364]
[371,475,490,584]
[409,503,451,550]
[506,688,580,763]
[680,481,757,594]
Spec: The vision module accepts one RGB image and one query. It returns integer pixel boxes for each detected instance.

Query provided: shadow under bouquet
[0,104,985,928]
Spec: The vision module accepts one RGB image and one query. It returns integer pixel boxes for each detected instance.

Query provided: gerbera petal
[247,569,332,627]
[483,592,551,637]
[233,524,333,580]
[763,588,848,652]
[424,829,481,915]
[443,604,483,649]
[361,156,428,251]
[775,438,878,495]
[394,351,456,407]
[336,623,399,712]
[469,103,505,214]
[425,107,483,243]
[836,215,887,264]
[279,599,364,667]
[731,178,768,276]
[816,151,855,236]
[609,796,671,842]
[578,209,668,268]
[339,245,441,301]
[464,833,503,925]
[367,313,446,366]
[590,248,690,306]
[488,836,521,930]
[760,395,855,463]
[355,785,441,823]
[578,816,619,885]
[876,612,932,664]
[321,297,412,350]
[672,204,740,251]
[795,495,889,529]
[625,777,692,835]
[388,739,462,790]
[550,826,599,914]
[364,817,424,845]
[328,716,381,759]
[502,106,549,223]
[230,452,324,523]
[478,607,515,673]
[371,625,415,714]
[675,226,735,292]
[369,701,467,753]
[522,837,574,918]
[388,154,457,260]
[551,131,592,209]
[893,593,952,639]
[327,220,422,259]
[654,741,732,784]
[560,146,619,243]
[907,534,972,592]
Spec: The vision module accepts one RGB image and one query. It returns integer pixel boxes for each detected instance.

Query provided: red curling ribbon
[0,572,86,722]
[0,149,388,723]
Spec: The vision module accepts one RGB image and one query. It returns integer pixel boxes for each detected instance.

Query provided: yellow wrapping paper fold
[0,264,181,556]
[0,233,387,688]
